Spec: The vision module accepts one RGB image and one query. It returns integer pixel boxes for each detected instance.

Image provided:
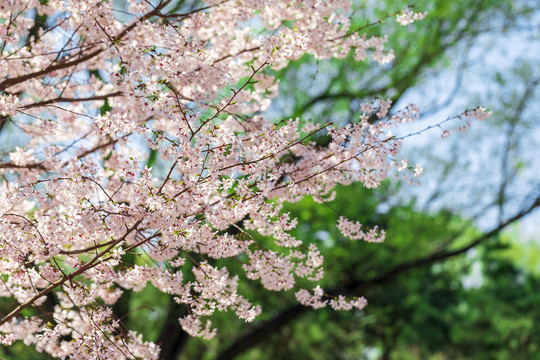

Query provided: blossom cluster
[337,217,386,243]
[464,106,494,121]
[396,7,428,26]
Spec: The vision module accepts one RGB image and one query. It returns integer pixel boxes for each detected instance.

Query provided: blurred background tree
[1,0,540,359]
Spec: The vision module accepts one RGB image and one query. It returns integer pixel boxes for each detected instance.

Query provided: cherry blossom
[0,0,492,357]
[396,6,428,26]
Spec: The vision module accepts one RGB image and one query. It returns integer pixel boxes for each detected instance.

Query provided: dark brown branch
[21,92,124,110]
[0,162,46,170]
[156,299,189,360]
[216,305,305,360]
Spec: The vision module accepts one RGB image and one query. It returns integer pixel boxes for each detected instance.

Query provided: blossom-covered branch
[0,0,491,358]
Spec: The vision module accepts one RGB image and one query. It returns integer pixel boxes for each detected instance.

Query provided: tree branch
[21,92,124,110]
